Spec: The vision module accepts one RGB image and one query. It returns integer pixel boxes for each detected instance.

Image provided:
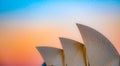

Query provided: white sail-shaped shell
[37,47,65,66]
[77,24,119,66]
[59,38,88,66]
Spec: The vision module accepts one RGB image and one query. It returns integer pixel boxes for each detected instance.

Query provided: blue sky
[0,0,120,26]
[0,0,120,14]
[0,0,41,13]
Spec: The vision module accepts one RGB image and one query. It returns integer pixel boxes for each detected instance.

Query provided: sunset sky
[0,0,120,66]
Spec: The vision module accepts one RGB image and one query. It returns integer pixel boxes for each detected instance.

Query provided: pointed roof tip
[76,23,90,31]
[59,37,64,40]
[59,37,84,46]
[76,23,81,27]
[59,37,75,43]
[36,46,62,50]
[76,23,84,26]
[59,37,75,42]
[76,23,99,34]
[36,46,53,48]
[76,23,80,26]
[36,46,44,51]
[36,46,44,49]
[36,46,40,49]
[76,23,88,28]
[59,37,70,41]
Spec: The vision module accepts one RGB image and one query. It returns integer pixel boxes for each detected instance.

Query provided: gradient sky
[0,0,120,66]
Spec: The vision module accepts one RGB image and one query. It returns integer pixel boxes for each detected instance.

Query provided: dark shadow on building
[42,62,46,66]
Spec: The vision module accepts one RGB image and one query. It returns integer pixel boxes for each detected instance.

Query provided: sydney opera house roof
[76,24,119,66]
[37,47,65,66]
[59,38,88,66]
[37,24,120,66]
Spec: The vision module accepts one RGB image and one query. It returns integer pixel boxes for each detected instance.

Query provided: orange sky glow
[0,22,120,66]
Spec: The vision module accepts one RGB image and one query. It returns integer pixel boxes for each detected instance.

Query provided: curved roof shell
[37,47,65,66]
[77,24,119,66]
[59,38,88,66]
